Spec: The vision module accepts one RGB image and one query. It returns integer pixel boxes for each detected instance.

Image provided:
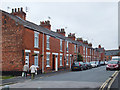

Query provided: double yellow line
[99,71,119,90]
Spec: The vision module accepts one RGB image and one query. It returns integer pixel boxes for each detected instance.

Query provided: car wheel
[81,68,83,71]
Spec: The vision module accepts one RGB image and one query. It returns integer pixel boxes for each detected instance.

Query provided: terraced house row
[0,7,105,75]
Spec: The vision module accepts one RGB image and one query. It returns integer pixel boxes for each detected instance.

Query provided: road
[5,66,116,89]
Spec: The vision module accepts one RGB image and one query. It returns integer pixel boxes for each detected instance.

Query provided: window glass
[34,32,39,47]
[46,35,50,49]
[34,55,38,66]
[60,55,62,66]
[66,55,69,65]
[66,42,69,52]
[46,54,50,66]
[60,40,62,51]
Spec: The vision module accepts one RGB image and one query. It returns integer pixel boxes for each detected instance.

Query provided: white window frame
[90,49,91,55]
[34,55,38,67]
[34,32,39,48]
[66,54,69,65]
[46,35,50,50]
[60,39,62,52]
[74,45,76,53]
[46,52,50,67]
[34,51,39,67]
[83,47,85,55]
[66,41,69,52]
[60,53,63,66]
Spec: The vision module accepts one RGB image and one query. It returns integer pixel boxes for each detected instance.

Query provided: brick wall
[2,13,24,71]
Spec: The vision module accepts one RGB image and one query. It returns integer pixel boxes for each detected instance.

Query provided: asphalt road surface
[7,66,116,89]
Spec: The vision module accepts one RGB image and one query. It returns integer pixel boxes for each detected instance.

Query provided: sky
[0,0,119,50]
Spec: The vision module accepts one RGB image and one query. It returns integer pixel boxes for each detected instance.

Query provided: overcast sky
[0,0,119,50]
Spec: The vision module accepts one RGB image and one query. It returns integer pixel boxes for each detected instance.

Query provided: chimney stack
[56,28,66,36]
[77,38,83,43]
[88,43,92,47]
[40,20,51,30]
[11,7,26,20]
[68,33,76,40]
[98,45,101,48]
[83,40,88,44]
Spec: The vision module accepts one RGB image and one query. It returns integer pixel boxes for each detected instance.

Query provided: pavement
[1,69,70,86]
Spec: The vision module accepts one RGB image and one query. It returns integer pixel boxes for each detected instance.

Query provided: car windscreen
[73,62,79,66]
[90,62,95,64]
[108,61,118,64]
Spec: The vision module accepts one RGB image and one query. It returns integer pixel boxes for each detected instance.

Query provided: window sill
[46,65,50,67]
[46,48,50,50]
[60,50,63,52]
[34,47,39,49]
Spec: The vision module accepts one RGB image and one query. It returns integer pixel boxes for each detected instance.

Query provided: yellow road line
[99,71,119,90]
[107,71,119,90]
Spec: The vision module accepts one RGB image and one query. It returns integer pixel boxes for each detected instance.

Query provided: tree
[77,53,83,62]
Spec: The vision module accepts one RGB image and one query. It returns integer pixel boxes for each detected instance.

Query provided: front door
[25,53,29,67]
[52,55,55,70]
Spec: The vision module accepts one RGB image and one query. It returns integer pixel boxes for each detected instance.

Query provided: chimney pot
[15,8,17,12]
[47,20,50,24]
[12,9,14,13]
[18,8,20,12]
[56,29,59,32]
[21,7,23,12]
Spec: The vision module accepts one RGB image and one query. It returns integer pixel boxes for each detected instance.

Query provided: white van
[112,56,120,61]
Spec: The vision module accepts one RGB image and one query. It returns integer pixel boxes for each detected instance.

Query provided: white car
[90,61,97,68]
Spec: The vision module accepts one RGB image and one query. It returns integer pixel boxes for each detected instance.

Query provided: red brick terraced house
[0,8,105,75]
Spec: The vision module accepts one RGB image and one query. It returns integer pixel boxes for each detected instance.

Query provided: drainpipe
[42,33,44,73]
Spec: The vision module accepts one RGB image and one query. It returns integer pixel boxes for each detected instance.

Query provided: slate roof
[95,48,105,53]
[105,50,120,56]
[1,10,93,49]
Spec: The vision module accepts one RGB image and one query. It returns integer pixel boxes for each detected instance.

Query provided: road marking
[107,71,119,90]
[99,71,119,90]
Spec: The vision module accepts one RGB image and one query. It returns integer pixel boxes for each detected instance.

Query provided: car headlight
[115,65,118,67]
[106,65,109,67]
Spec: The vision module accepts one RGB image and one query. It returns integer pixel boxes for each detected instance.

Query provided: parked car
[90,61,97,68]
[100,61,105,66]
[105,61,108,65]
[84,62,92,69]
[106,60,120,70]
[96,61,100,67]
[81,62,87,70]
[71,62,83,71]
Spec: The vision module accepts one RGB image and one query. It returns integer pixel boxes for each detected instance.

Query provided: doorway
[52,55,55,70]
[25,53,29,67]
